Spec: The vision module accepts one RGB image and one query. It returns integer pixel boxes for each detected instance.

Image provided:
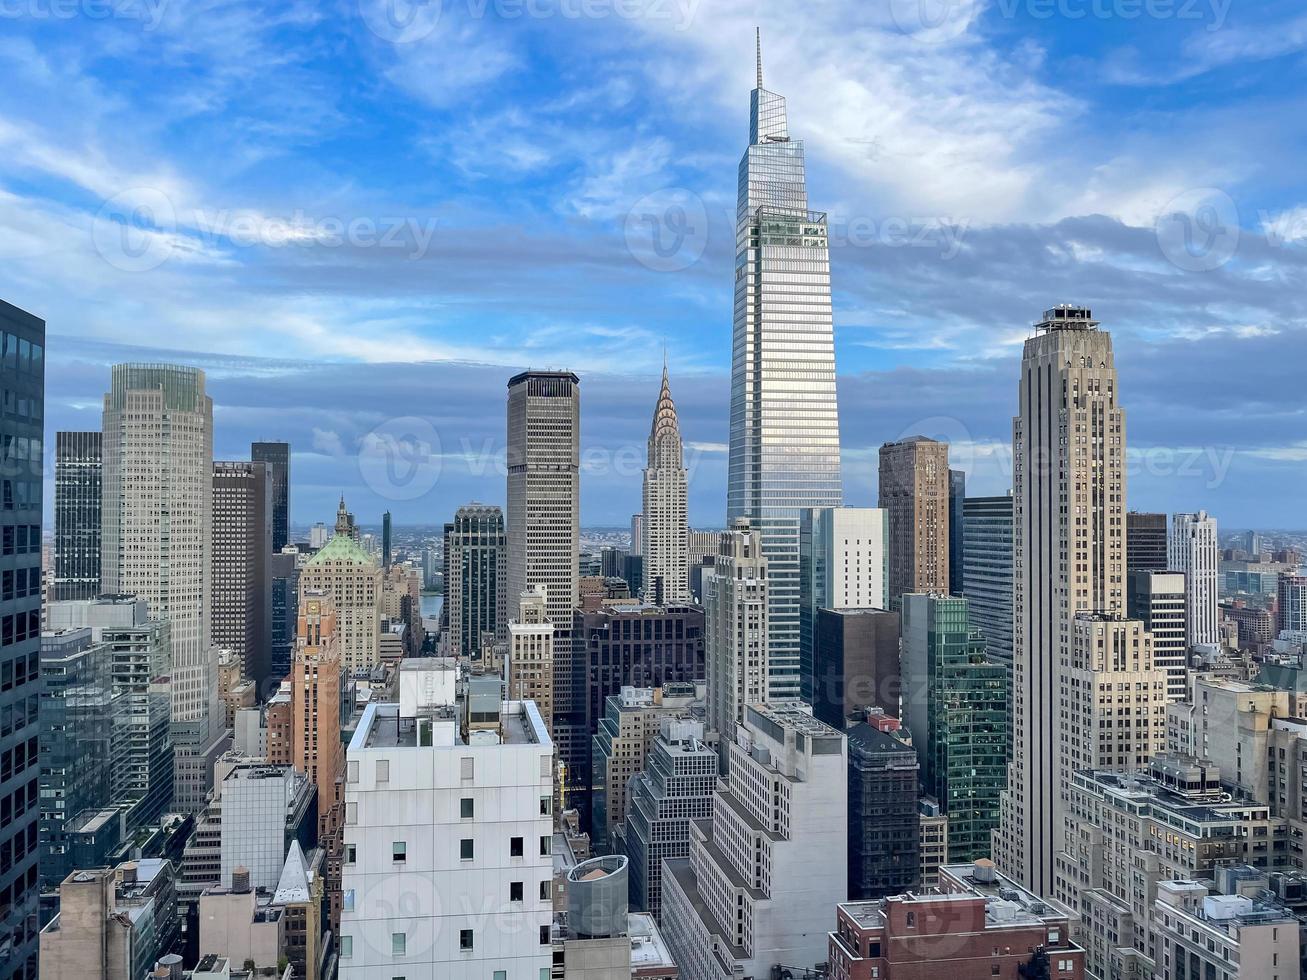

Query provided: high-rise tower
[211,459,272,687]
[251,440,290,553]
[1169,511,1220,648]
[642,362,689,604]
[726,35,843,701]
[879,436,951,609]
[53,430,102,601]
[994,306,1129,898]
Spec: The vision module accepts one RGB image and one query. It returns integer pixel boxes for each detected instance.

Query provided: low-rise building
[1155,879,1300,980]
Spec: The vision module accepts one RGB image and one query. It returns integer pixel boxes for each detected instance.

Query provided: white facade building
[218,764,314,893]
[338,663,555,980]
[1169,511,1220,648]
[704,521,768,756]
[661,702,848,980]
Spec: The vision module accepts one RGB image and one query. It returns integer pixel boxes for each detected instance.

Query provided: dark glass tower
[251,440,290,553]
[53,431,102,601]
[0,299,44,980]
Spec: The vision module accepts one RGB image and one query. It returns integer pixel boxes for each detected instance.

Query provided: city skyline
[5,6,1304,528]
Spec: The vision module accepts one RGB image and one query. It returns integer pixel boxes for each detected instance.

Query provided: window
[461,797,474,819]
[540,835,551,856]
[340,936,352,959]
[343,889,355,912]
[540,970,550,980]
[460,929,474,951]
[392,841,406,863]
[540,880,551,901]
[345,844,356,864]
[346,802,357,824]
[391,933,406,957]
[347,760,359,783]
[1049,928,1061,944]
[511,881,524,902]
[905,912,916,928]
[376,759,390,783]
[495,973,507,980]
[461,839,474,860]
[992,968,1000,977]
[540,925,551,945]
[511,836,524,857]
[540,795,551,815]
[461,757,474,780]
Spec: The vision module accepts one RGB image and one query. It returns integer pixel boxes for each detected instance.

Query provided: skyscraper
[1126,511,1168,574]
[995,305,1127,898]
[948,468,966,596]
[798,507,888,703]
[298,498,381,672]
[0,299,43,980]
[251,440,290,553]
[704,521,768,758]
[506,370,581,771]
[879,436,951,609]
[381,509,392,569]
[642,363,689,605]
[1278,572,1307,635]
[1169,511,1220,648]
[211,459,272,687]
[101,363,221,811]
[961,494,1014,668]
[1128,570,1188,700]
[444,503,506,657]
[53,430,102,601]
[726,39,842,701]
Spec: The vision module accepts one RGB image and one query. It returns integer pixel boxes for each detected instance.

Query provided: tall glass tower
[727,33,843,700]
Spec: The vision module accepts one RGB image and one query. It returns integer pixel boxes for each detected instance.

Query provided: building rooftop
[354,698,550,752]
[628,912,677,972]
[941,862,1074,926]
[747,700,843,741]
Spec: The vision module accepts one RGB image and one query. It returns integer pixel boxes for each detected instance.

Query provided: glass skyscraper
[727,39,843,700]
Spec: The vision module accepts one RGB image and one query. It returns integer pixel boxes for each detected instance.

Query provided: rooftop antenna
[756,27,763,90]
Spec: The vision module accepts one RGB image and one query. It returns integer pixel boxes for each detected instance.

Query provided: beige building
[642,364,689,605]
[297,498,381,672]
[996,306,1128,898]
[1061,614,1166,775]
[1155,879,1299,980]
[704,520,768,756]
[878,435,950,608]
[216,649,256,731]
[508,586,555,730]
[197,872,283,973]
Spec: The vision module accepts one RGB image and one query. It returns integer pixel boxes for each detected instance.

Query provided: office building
[878,436,950,609]
[642,363,689,605]
[574,603,705,813]
[900,593,1007,862]
[0,300,43,980]
[1278,572,1307,635]
[799,507,888,704]
[620,718,716,919]
[725,46,843,704]
[1223,600,1276,649]
[1170,511,1220,648]
[918,800,948,888]
[827,862,1086,980]
[812,607,900,731]
[703,521,768,756]
[39,628,126,889]
[47,596,173,825]
[101,363,224,813]
[39,859,179,980]
[1128,570,1189,700]
[196,871,284,974]
[1055,754,1292,980]
[847,723,920,899]
[1127,511,1169,574]
[630,512,643,556]
[218,763,317,892]
[381,510,391,569]
[1154,880,1299,980]
[508,586,555,732]
[589,683,699,850]
[444,503,506,656]
[506,370,580,629]
[250,441,289,553]
[211,460,272,688]
[269,550,299,681]
[297,498,381,672]
[53,431,101,601]
[961,494,1014,667]
[995,305,1128,898]
[661,703,848,980]
[291,592,345,845]
[948,468,965,596]
[337,662,554,980]
[272,842,324,980]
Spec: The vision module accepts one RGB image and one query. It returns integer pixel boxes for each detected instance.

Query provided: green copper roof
[306,532,374,566]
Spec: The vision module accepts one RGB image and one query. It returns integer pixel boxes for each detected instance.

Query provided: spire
[756,27,762,90]
[648,363,681,453]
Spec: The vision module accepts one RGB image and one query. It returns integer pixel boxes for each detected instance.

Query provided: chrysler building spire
[643,363,688,605]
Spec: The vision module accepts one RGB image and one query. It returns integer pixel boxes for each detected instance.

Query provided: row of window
[340,926,552,960]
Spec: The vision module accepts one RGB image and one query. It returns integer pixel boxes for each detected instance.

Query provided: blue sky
[6,0,1307,528]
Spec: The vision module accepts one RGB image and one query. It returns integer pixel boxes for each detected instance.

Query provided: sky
[7,0,1307,528]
